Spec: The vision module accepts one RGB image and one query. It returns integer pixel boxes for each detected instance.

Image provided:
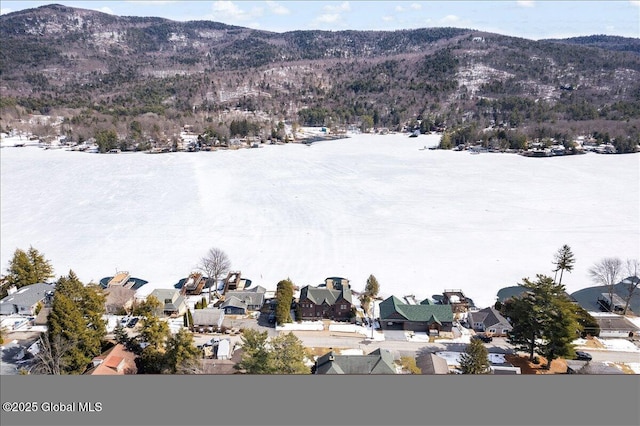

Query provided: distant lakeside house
[298,277,354,321]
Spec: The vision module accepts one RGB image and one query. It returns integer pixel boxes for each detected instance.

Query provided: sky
[0,1,639,40]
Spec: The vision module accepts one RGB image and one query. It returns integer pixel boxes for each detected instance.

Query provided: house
[565,360,625,375]
[314,349,397,374]
[148,289,187,317]
[416,353,450,374]
[85,343,137,375]
[0,283,55,316]
[224,286,267,312]
[298,279,354,321]
[379,296,454,334]
[220,296,248,315]
[593,314,640,338]
[467,306,513,336]
[192,308,224,330]
[103,286,136,314]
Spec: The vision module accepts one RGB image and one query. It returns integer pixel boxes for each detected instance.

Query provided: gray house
[314,348,397,374]
[220,296,248,315]
[0,283,55,316]
[467,306,513,336]
[416,353,450,374]
[224,286,266,312]
[192,308,224,329]
[149,289,187,317]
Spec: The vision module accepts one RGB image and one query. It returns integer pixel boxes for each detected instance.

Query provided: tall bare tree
[588,257,623,313]
[30,332,74,375]
[621,259,640,315]
[199,248,231,302]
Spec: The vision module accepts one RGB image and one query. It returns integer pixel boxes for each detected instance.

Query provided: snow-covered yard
[1,133,638,309]
[595,338,640,352]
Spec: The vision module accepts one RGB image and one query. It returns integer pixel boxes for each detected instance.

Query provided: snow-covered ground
[1,133,638,309]
[594,338,640,352]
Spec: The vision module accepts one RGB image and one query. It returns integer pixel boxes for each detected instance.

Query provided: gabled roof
[379,296,454,323]
[468,306,512,329]
[0,283,55,314]
[315,349,396,374]
[224,290,265,307]
[416,353,449,374]
[221,296,247,310]
[300,285,353,306]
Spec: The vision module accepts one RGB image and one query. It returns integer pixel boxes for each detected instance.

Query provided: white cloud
[434,14,472,28]
[395,6,405,12]
[382,15,394,22]
[316,14,341,24]
[516,1,535,7]
[440,14,461,25]
[410,3,422,10]
[266,1,290,15]
[210,1,263,22]
[630,1,640,7]
[323,2,351,13]
[0,8,13,15]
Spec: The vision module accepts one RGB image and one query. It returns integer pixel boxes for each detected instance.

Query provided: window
[488,328,496,333]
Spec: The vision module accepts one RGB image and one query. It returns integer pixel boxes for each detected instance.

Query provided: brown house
[85,344,137,375]
[298,277,353,321]
[103,286,136,314]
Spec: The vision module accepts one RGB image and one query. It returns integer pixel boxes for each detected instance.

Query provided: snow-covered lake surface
[1,133,638,308]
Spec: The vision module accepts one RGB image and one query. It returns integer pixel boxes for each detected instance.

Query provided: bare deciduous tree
[621,259,640,315]
[30,332,74,375]
[199,248,231,302]
[588,257,623,313]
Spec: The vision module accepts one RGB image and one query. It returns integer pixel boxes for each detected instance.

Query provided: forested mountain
[1,4,639,150]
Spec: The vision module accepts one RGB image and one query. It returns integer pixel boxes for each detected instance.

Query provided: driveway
[382,330,407,341]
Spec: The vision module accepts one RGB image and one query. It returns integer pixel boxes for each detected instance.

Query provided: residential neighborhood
[2,265,639,376]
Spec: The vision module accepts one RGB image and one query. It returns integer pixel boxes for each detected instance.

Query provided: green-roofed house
[313,348,397,374]
[378,296,454,334]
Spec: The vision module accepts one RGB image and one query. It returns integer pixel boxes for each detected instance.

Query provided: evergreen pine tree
[459,338,491,374]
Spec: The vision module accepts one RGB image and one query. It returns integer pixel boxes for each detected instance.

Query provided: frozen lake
[1,133,638,308]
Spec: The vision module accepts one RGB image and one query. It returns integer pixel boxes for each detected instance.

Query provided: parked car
[574,351,592,361]
[472,334,493,343]
[126,317,139,328]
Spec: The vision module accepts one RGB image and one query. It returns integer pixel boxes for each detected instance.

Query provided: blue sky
[1,1,639,40]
